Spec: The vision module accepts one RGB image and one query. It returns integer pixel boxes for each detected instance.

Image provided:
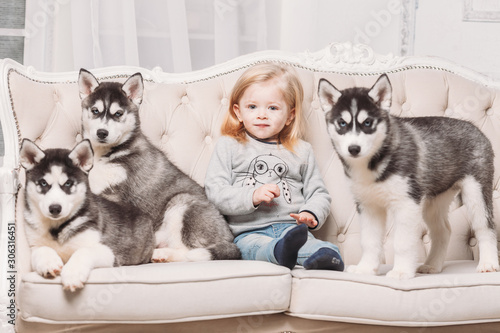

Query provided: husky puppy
[318,74,499,279]
[78,69,240,262]
[20,139,154,291]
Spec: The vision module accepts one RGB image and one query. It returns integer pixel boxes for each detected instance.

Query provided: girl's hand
[290,212,318,228]
[253,184,280,206]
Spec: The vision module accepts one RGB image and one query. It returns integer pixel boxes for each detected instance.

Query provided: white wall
[278,0,500,80]
[279,0,403,56]
[414,0,500,79]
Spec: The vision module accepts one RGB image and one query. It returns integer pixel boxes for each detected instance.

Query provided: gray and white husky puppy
[318,74,499,279]
[78,69,240,262]
[20,139,153,291]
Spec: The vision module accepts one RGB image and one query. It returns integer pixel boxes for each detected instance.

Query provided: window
[0,0,25,158]
[0,0,25,63]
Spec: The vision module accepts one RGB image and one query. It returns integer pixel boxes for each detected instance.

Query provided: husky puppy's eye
[114,110,124,118]
[64,180,74,188]
[38,179,48,187]
[91,107,100,115]
[338,119,347,127]
[363,119,372,127]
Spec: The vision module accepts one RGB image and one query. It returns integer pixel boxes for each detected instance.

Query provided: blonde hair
[221,63,304,151]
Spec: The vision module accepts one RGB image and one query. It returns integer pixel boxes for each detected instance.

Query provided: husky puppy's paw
[152,247,207,262]
[476,262,500,273]
[346,264,377,275]
[32,247,64,279]
[61,264,91,292]
[417,264,441,274]
[35,258,64,278]
[386,269,415,280]
[186,248,212,262]
[151,248,173,263]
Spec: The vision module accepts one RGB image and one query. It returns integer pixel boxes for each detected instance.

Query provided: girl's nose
[257,108,268,119]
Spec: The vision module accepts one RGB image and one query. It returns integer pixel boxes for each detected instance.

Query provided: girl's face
[233,79,295,142]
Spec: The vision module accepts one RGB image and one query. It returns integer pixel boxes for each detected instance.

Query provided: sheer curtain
[23,0,409,73]
[24,0,282,73]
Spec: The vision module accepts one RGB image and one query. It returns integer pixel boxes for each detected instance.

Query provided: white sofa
[2,43,500,332]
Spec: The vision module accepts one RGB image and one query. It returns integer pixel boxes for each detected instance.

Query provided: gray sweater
[205,135,331,236]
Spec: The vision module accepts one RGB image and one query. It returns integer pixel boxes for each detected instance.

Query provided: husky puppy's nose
[96,129,109,140]
[348,145,361,156]
[49,204,62,216]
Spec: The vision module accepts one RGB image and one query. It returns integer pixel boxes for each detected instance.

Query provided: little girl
[205,63,343,271]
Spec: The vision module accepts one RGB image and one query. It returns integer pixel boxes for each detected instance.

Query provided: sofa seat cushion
[288,260,500,327]
[18,260,291,324]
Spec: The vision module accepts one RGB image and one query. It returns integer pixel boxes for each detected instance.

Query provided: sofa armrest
[0,166,19,194]
[0,166,19,332]
[0,58,23,332]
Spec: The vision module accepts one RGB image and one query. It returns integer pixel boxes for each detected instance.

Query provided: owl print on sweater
[204,135,331,236]
[241,154,292,204]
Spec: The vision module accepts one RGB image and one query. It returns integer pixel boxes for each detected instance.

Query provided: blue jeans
[234,223,341,266]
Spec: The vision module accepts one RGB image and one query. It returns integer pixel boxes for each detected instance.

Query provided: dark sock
[303,247,344,271]
[274,224,308,269]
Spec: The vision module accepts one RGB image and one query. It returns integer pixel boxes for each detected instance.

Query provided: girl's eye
[248,105,256,110]
[91,107,99,115]
[269,106,278,111]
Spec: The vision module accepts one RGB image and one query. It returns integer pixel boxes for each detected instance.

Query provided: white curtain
[23,0,409,73]
[23,0,283,73]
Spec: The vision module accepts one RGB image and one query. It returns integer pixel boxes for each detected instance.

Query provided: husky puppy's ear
[368,74,392,111]
[20,139,46,170]
[79,69,100,100]
[318,78,342,112]
[68,139,94,173]
[122,73,144,106]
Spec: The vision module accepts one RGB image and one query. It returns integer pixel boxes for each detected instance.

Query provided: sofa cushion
[288,260,500,326]
[18,260,291,324]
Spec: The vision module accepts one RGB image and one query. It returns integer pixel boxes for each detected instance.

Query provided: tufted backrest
[3,43,500,276]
